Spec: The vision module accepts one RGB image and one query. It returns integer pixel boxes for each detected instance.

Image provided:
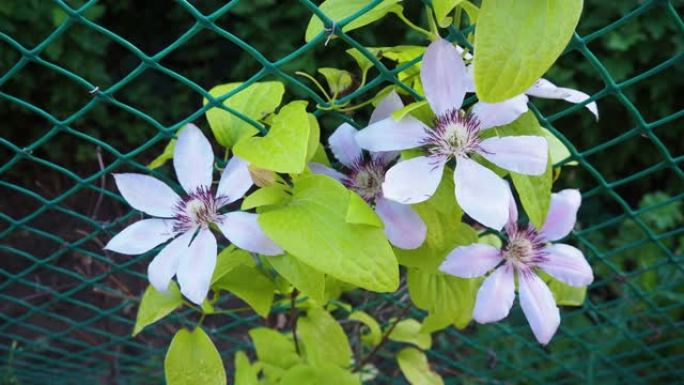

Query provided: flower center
[173,186,220,233]
[423,109,481,159]
[343,159,387,202]
[503,226,547,272]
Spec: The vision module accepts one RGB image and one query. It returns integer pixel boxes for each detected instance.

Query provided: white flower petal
[104,219,174,255]
[421,38,467,116]
[382,156,446,204]
[526,78,599,120]
[519,272,561,345]
[473,265,515,323]
[371,150,400,165]
[440,243,503,278]
[147,230,194,293]
[540,243,593,287]
[217,156,253,207]
[328,123,362,167]
[173,123,214,193]
[374,197,426,249]
[464,64,475,93]
[540,189,581,241]
[309,162,346,181]
[454,157,511,230]
[370,91,404,124]
[506,184,519,233]
[471,94,529,129]
[355,116,429,152]
[113,173,180,218]
[176,229,217,305]
[217,212,283,256]
[478,135,548,175]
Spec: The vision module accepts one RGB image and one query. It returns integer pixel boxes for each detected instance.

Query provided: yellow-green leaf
[318,68,354,95]
[388,319,432,349]
[349,311,382,346]
[397,347,444,385]
[432,0,464,28]
[133,282,183,336]
[473,0,583,102]
[165,328,226,385]
[305,0,403,42]
[233,101,311,174]
[259,175,399,292]
[298,307,352,367]
[214,265,275,317]
[346,192,382,227]
[204,81,284,148]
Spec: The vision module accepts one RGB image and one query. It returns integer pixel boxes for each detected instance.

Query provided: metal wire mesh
[1,0,683,384]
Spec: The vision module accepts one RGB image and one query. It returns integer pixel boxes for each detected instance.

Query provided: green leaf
[133,282,183,336]
[346,48,375,74]
[549,278,587,306]
[306,114,321,162]
[259,175,399,292]
[204,81,285,148]
[318,68,354,95]
[268,253,326,303]
[478,233,502,248]
[304,0,403,42]
[511,159,552,229]
[388,319,432,349]
[460,1,479,23]
[211,246,255,284]
[298,307,352,367]
[349,311,382,346]
[396,347,444,385]
[214,265,275,317]
[233,101,311,174]
[496,111,552,228]
[395,170,478,270]
[241,185,291,210]
[249,327,302,380]
[473,0,583,102]
[324,276,357,302]
[391,100,429,121]
[310,143,332,166]
[433,0,465,28]
[407,268,480,331]
[280,364,360,385]
[541,127,577,166]
[165,328,226,385]
[346,192,382,227]
[234,351,259,385]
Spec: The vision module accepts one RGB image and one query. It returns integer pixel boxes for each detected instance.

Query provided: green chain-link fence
[1,0,683,384]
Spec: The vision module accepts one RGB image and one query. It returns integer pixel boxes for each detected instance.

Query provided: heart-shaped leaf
[233,101,311,174]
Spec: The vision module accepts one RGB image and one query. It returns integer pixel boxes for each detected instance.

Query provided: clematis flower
[105,124,282,304]
[355,38,548,230]
[469,78,599,129]
[439,189,593,345]
[309,92,427,249]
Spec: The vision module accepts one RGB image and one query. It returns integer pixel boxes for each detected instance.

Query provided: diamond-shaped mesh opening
[2,0,683,384]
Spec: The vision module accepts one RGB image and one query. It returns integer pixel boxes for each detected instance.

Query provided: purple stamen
[172,185,221,233]
[341,156,389,203]
[503,225,548,273]
[421,108,482,159]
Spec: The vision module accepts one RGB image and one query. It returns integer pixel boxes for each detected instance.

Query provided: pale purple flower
[105,124,282,304]
[439,189,593,345]
[310,92,427,249]
[468,74,599,129]
[355,39,548,230]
